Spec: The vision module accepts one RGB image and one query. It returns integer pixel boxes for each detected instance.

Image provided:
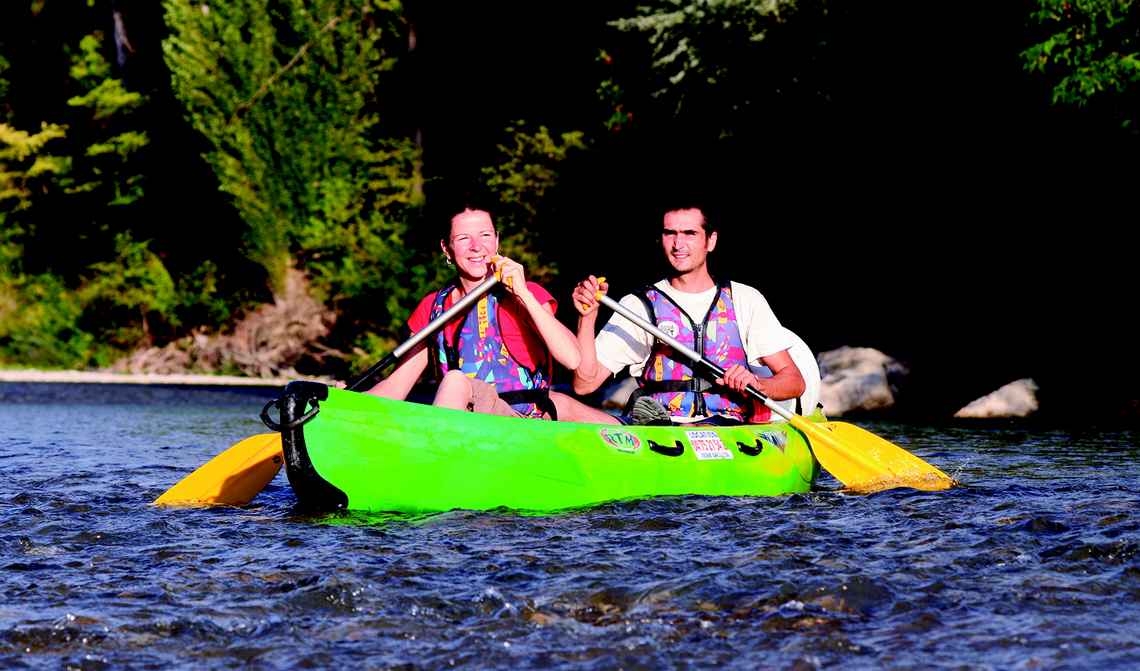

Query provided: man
[571,207,812,425]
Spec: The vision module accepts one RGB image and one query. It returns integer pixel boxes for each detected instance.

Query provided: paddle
[154,274,502,506]
[594,291,956,493]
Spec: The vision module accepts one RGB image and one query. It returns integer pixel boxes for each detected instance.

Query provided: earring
[444,255,453,266]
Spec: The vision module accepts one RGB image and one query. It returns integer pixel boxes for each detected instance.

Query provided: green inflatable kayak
[270,381,819,513]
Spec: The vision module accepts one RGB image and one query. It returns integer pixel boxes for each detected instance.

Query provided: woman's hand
[572,275,608,317]
[491,255,532,302]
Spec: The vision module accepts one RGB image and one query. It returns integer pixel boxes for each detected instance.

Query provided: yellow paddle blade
[154,433,284,506]
[790,417,957,494]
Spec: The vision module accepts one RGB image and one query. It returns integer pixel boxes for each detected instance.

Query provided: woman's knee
[438,369,470,389]
[434,370,474,410]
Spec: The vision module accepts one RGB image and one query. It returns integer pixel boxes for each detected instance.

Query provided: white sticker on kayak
[600,428,642,454]
[686,430,733,460]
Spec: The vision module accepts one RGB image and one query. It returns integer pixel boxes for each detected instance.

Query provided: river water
[1,382,1137,669]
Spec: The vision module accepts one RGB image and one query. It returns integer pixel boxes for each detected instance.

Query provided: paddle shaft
[596,293,794,421]
[346,276,500,391]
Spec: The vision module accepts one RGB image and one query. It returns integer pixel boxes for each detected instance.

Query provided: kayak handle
[260,397,319,432]
[648,439,684,457]
[737,440,763,457]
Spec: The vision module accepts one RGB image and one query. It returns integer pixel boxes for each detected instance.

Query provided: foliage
[608,0,831,135]
[1022,0,1140,128]
[0,26,166,367]
[78,233,178,346]
[0,122,69,212]
[480,123,587,284]
[64,34,149,206]
[162,0,423,305]
[1,27,149,266]
[162,0,435,372]
[0,271,112,369]
[0,53,8,106]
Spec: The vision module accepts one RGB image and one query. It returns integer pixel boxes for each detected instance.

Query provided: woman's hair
[442,208,496,242]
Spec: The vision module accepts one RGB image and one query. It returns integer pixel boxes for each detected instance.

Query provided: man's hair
[663,206,718,235]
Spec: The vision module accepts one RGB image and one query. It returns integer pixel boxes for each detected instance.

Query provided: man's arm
[725,281,804,402]
[570,275,613,394]
[718,350,805,411]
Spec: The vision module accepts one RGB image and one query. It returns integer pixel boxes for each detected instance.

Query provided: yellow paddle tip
[800,420,959,494]
[154,433,284,507]
[843,472,959,495]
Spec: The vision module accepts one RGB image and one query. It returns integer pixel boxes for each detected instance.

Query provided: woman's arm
[364,345,430,400]
[494,256,582,371]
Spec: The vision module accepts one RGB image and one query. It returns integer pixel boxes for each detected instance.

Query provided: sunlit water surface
[1,383,1137,669]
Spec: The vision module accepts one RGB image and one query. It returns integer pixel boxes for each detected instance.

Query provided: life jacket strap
[498,388,558,421]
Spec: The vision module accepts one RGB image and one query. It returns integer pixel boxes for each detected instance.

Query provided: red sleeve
[407,290,439,334]
[494,282,558,373]
[526,281,556,314]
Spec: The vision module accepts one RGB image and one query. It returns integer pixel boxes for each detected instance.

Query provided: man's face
[661,209,716,275]
[444,212,498,279]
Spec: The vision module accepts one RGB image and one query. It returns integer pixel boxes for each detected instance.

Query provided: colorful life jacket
[429,285,552,419]
[633,281,760,422]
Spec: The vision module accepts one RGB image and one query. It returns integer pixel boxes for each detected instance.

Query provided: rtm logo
[599,429,642,454]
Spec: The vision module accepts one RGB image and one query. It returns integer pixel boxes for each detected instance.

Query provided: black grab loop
[737,439,764,457]
[259,399,280,430]
[260,397,320,432]
[648,439,684,457]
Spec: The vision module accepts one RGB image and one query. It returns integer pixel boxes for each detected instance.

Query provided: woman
[366,208,613,423]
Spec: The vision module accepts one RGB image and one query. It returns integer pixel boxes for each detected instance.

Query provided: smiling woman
[357,208,612,424]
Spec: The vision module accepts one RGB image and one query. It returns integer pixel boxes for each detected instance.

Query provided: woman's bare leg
[434,370,474,411]
[549,391,620,424]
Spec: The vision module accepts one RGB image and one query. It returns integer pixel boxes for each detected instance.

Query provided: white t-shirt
[596,280,819,419]
[753,327,822,417]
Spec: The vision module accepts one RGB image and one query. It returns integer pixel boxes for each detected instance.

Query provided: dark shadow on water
[0,381,282,406]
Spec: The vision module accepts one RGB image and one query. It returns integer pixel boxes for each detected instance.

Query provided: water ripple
[1,385,1138,668]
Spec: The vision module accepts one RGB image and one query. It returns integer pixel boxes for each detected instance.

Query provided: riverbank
[0,368,310,387]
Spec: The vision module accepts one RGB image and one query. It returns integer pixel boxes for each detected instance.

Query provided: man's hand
[716,363,762,395]
[572,275,608,317]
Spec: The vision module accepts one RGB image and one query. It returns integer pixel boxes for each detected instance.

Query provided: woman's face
[443,212,498,281]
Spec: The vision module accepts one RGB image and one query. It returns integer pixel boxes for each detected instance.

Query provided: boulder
[954,378,1039,418]
[817,346,908,416]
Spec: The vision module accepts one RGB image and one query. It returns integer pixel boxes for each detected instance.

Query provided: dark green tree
[1022,0,1140,129]
[479,123,587,285]
[163,0,430,358]
[1,24,166,367]
[607,0,835,138]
